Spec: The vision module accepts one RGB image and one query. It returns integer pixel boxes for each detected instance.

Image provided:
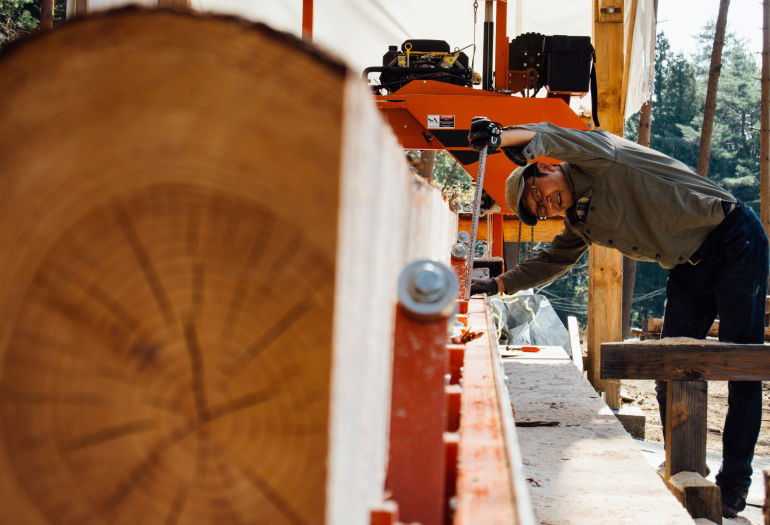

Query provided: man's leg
[655,266,716,429]
[712,207,768,515]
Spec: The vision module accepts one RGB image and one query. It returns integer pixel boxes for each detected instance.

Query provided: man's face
[522,162,574,219]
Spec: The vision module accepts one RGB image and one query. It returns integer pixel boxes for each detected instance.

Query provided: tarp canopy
[73,0,655,120]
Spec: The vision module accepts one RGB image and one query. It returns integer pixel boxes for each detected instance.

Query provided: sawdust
[621,379,770,457]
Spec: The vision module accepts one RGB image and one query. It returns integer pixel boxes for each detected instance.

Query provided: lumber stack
[0,8,453,525]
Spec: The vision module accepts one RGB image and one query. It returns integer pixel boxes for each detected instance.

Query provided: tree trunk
[40,0,54,31]
[761,0,770,244]
[696,0,730,178]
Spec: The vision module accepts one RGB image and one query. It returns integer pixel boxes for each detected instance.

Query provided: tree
[696,0,730,177]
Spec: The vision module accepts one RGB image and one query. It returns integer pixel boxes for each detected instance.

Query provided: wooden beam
[601,341,770,380]
[588,0,625,409]
[643,316,770,341]
[761,0,770,242]
[661,470,722,524]
[457,214,565,244]
[568,316,583,372]
[665,381,708,478]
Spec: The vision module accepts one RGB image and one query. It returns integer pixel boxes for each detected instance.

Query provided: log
[0,8,454,524]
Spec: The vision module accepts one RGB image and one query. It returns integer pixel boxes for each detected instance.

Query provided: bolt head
[411,264,445,302]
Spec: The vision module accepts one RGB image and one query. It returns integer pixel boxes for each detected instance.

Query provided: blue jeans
[654,204,768,489]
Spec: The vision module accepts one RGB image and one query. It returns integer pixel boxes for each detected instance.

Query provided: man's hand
[468,116,502,153]
[470,277,499,296]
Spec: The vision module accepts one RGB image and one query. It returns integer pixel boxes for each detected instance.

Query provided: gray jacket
[498,122,735,294]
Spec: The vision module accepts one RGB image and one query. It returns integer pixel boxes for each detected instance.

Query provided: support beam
[601,341,770,380]
[588,0,625,409]
[665,381,708,478]
[458,214,565,243]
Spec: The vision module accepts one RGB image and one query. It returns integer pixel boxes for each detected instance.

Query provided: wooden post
[665,381,708,477]
[763,468,770,524]
[761,0,770,243]
[588,0,625,408]
[696,0,730,178]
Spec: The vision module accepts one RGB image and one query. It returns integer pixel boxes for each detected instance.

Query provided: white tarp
[76,0,655,120]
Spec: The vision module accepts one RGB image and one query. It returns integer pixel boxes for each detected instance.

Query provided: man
[468,118,768,518]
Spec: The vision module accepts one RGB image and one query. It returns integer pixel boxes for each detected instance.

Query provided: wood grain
[665,381,708,478]
[0,9,345,525]
[601,341,770,380]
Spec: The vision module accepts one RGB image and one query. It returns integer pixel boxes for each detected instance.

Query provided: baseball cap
[505,163,539,227]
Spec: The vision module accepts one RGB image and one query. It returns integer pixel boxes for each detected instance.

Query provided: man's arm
[470,228,588,296]
[500,128,536,148]
[498,229,588,293]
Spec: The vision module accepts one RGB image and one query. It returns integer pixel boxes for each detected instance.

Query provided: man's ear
[536,161,554,174]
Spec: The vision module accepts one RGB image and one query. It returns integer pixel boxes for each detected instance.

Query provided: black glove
[468,116,502,153]
[471,277,499,296]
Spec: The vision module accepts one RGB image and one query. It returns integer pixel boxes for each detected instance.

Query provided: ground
[621,380,770,457]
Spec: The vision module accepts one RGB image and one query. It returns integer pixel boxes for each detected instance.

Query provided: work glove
[468,116,502,153]
[470,277,499,296]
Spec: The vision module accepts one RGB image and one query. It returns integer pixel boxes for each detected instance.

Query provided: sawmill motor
[363,39,477,95]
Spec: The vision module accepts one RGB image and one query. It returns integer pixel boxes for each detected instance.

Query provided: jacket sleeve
[498,227,588,293]
[506,122,616,173]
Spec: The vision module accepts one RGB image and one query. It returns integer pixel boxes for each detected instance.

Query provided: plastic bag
[490,290,571,357]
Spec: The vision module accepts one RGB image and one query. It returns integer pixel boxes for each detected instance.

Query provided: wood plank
[601,340,770,380]
[662,471,722,524]
[457,213,565,243]
[643,316,770,341]
[503,345,695,524]
[665,381,708,478]
[567,315,583,372]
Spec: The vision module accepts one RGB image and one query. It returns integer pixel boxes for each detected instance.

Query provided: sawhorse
[601,339,770,524]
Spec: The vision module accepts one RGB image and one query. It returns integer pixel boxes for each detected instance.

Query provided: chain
[530,226,534,257]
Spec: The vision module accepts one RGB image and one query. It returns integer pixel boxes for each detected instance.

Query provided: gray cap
[505,164,538,227]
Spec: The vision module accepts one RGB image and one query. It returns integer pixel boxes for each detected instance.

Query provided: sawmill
[0,1,768,524]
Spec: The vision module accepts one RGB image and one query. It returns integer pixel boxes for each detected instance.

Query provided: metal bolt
[397,260,459,319]
[607,6,615,13]
[451,242,469,259]
[411,264,445,303]
[457,231,471,244]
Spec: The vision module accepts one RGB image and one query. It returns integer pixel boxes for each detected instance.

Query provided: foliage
[0,0,66,48]
[430,150,475,211]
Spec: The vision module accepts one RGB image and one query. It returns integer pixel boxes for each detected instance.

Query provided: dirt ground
[621,379,770,457]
